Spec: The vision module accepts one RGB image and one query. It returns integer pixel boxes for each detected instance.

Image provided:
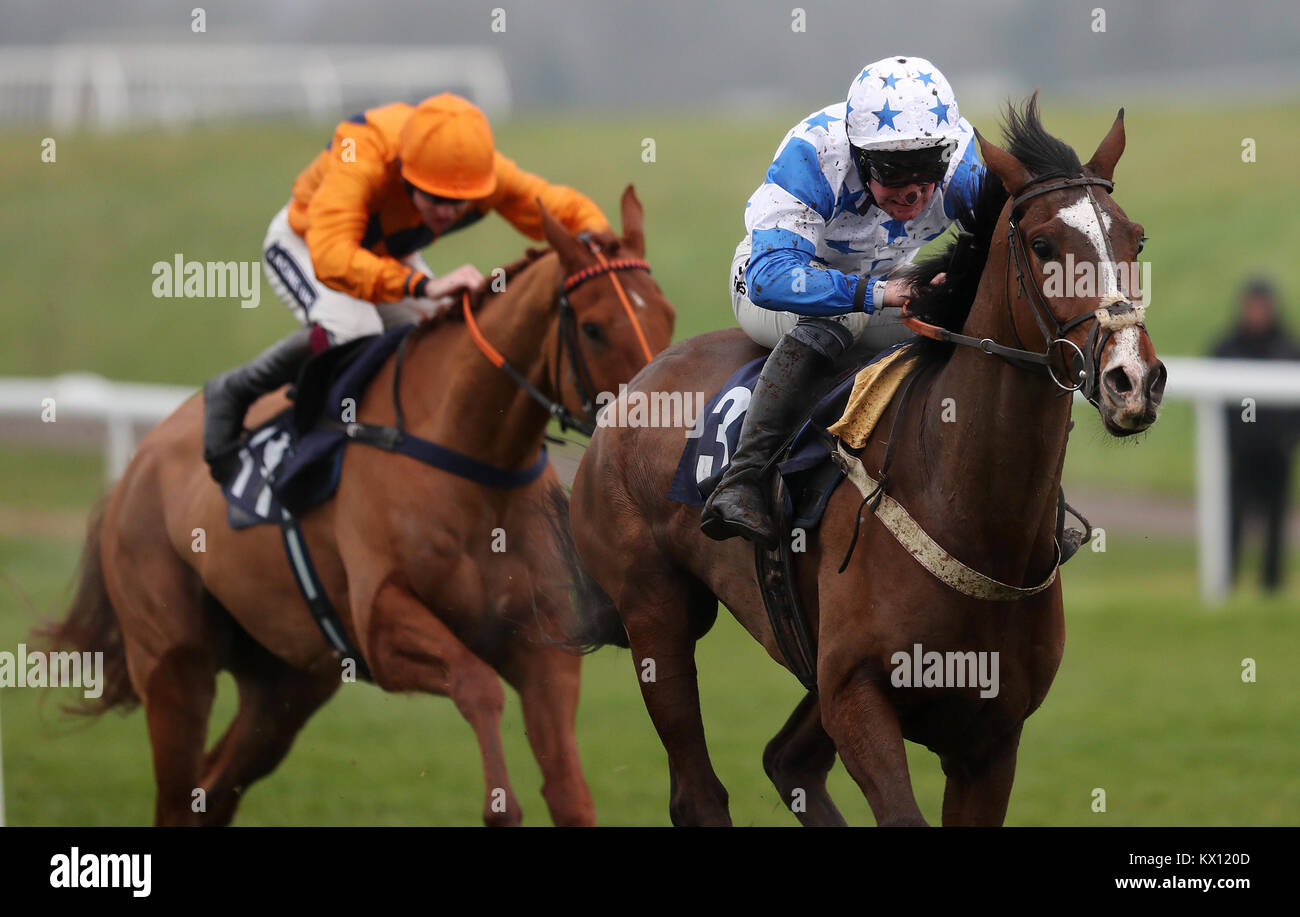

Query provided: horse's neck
[397,255,561,469]
[912,260,1073,582]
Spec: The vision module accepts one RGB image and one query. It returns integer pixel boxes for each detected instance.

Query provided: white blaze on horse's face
[1057,197,1119,298]
[1056,193,1151,430]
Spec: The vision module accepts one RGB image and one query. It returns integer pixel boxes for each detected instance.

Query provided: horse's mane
[494,246,554,289]
[901,95,1083,366]
[492,230,628,289]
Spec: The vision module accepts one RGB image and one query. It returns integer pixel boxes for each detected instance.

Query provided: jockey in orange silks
[202,93,608,480]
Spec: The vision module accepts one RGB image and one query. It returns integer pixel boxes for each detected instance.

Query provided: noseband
[462,246,653,436]
[903,174,1146,405]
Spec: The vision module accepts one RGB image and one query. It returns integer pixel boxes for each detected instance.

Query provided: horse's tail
[34,497,140,715]
[543,483,630,651]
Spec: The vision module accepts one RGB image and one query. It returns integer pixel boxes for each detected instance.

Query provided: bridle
[461,243,654,436]
[902,174,1146,406]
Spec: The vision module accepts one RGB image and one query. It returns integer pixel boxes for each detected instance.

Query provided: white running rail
[2,357,1299,603]
[0,42,512,129]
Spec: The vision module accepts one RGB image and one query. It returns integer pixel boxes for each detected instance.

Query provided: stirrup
[1059,526,1086,565]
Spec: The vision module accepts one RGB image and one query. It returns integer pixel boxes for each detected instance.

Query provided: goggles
[852,142,954,188]
[402,179,466,207]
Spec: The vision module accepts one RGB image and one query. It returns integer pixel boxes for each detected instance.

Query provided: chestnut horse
[46,186,675,826]
[564,102,1164,825]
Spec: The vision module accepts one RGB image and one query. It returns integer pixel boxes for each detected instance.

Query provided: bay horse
[44,186,675,826]
[563,101,1164,825]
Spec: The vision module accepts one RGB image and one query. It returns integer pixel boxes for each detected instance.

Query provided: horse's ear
[620,184,645,255]
[975,127,1033,195]
[538,198,589,270]
[1085,108,1125,182]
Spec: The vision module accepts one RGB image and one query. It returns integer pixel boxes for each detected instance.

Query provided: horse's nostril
[1104,366,1134,397]
[1147,362,1168,403]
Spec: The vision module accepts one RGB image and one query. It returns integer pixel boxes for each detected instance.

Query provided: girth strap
[324,420,549,489]
[278,508,373,680]
[832,442,1059,601]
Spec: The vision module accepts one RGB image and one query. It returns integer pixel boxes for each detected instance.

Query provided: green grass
[0,447,104,511]
[2,525,1298,826]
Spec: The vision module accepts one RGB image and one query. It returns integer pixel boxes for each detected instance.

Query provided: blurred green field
[2,102,1300,825]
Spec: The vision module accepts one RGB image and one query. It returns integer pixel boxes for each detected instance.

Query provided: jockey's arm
[304,125,429,304]
[478,153,611,238]
[746,220,892,316]
[745,134,897,316]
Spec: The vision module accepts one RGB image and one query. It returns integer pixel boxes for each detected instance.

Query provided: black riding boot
[202,327,315,483]
[701,318,851,549]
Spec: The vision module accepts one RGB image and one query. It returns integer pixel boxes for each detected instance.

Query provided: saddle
[215,325,413,529]
[288,334,376,437]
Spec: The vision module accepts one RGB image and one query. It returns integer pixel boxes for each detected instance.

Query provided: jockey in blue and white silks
[703,55,986,548]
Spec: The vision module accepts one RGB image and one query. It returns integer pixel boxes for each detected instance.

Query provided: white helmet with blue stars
[845,55,963,152]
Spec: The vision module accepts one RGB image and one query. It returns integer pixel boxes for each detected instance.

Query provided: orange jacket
[287,103,610,303]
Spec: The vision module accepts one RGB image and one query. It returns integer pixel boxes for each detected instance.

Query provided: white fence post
[0,374,194,484]
[1195,398,1232,604]
[105,411,134,483]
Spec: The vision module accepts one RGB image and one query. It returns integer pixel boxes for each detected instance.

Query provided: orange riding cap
[287,96,610,304]
[398,93,498,199]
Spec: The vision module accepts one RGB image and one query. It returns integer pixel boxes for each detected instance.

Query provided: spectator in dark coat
[1211,278,1300,591]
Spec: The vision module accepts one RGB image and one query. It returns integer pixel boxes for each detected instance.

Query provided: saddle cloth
[219,325,412,529]
[668,340,917,518]
[826,344,920,447]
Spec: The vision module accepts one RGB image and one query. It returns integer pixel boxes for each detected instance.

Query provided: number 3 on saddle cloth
[212,323,550,680]
[669,340,916,526]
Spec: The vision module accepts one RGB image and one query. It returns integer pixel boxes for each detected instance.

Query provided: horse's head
[976,98,1165,436]
[538,185,676,432]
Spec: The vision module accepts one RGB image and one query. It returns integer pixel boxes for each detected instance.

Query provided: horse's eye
[581,321,604,342]
[1030,239,1053,259]
[1137,236,1147,254]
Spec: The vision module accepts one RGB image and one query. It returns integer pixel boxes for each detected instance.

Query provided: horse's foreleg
[620,576,731,827]
[763,691,847,826]
[366,581,522,826]
[821,668,928,826]
[501,643,596,827]
[939,726,1022,826]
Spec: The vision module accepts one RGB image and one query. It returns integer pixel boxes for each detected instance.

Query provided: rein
[461,247,653,436]
[901,174,1146,405]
